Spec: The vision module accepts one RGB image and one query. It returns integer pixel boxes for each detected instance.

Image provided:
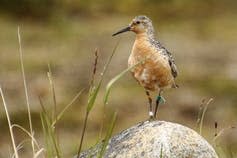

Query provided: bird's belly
[128,56,173,91]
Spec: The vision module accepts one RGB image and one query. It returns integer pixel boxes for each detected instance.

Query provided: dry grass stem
[0,87,19,158]
[18,26,35,155]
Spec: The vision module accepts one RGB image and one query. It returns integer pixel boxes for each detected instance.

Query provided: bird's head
[112,15,154,36]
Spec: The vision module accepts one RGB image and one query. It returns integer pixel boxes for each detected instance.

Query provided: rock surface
[78,121,218,158]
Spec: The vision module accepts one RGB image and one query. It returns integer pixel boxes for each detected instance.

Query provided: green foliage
[40,111,61,158]
[87,83,102,113]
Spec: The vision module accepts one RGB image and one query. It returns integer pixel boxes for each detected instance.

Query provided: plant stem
[0,87,19,158]
[18,26,35,155]
[199,98,213,135]
[77,111,89,158]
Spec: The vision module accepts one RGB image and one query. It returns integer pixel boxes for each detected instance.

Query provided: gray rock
[78,121,218,158]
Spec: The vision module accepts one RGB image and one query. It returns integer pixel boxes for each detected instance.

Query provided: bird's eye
[136,21,140,24]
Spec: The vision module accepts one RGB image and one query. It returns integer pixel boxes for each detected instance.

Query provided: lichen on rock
[77,121,218,158]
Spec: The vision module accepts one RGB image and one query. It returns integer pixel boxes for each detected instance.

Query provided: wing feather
[167,50,178,78]
[148,38,178,78]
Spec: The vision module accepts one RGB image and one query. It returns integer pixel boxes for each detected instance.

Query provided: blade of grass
[87,82,102,113]
[40,111,61,158]
[0,87,19,158]
[196,99,205,132]
[199,98,213,135]
[159,144,163,158]
[47,64,61,157]
[104,58,145,105]
[97,111,117,158]
[39,101,52,158]
[52,88,85,126]
[77,111,89,158]
[18,26,35,155]
[38,96,50,121]
[39,94,53,157]
[196,99,205,127]
[47,64,57,122]
[39,97,61,158]
[40,112,53,158]
[100,38,121,80]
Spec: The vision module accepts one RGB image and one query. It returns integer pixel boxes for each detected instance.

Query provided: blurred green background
[0,0,237,157]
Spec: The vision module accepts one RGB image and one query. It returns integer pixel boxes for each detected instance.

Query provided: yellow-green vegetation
[0,1,237,157]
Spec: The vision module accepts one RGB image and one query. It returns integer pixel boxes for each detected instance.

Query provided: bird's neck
[132,33,154,57]
[135,32,155,42]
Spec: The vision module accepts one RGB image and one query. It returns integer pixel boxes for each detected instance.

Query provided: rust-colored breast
[128,35,174,91]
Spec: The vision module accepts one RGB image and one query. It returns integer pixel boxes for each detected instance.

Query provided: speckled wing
[151,39,178,78]
[166,50,178,78]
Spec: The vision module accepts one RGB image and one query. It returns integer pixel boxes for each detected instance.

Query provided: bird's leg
[145,90,154,120]
[154,90,165,118]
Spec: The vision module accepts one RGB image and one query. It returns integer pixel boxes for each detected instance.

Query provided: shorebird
[112,15,178,119]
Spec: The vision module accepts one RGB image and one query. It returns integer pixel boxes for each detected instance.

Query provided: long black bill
[112,26,131,36]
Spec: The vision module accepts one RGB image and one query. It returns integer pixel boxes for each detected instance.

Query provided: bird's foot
[153,95,166,119]
[148,111,155,121]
